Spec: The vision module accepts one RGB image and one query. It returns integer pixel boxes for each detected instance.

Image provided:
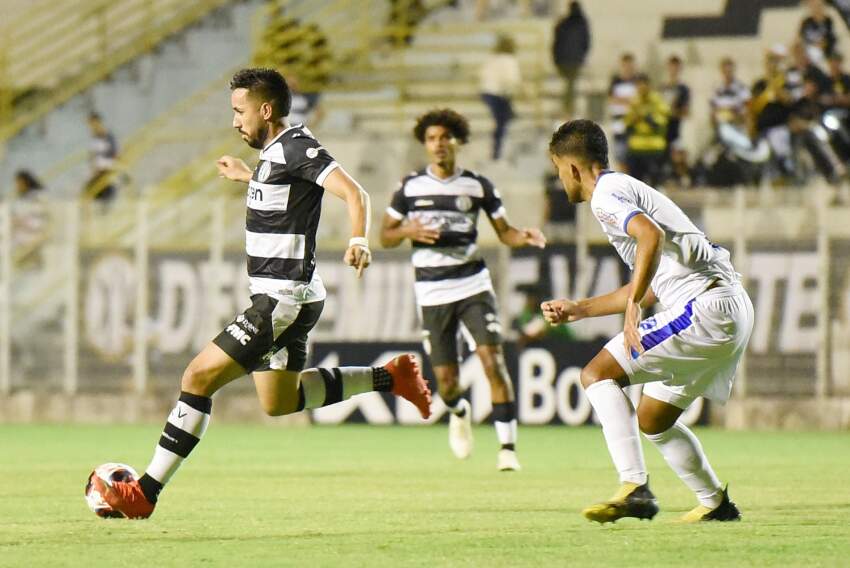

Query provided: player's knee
[580,366,604,389]
[637,410,669,436]
[181,359,219,395]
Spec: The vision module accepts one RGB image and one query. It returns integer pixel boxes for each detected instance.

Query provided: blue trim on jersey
[636,299,696,357]
[622,210,642,233]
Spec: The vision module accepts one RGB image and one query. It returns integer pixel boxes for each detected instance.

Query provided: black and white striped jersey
[246,124,337,301]
[387,166,506,306]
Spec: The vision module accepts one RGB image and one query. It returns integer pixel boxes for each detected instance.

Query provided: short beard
[245,123,269,149]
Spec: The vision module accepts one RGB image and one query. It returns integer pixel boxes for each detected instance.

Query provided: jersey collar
[262,122,304,152]
[596,169,615,182]
[426,164,463,183]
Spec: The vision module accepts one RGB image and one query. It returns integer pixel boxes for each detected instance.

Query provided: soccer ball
[85,463,139,518]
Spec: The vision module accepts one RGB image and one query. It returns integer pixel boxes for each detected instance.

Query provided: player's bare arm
[489,216,546,249]
[379,214,440,248]
[541,285,658,325]
[216,155,252,183]
[322,167,372,277]
[623,212,665,356]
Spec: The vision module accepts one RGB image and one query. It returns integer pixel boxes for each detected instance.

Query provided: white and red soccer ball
[84,463,139,518]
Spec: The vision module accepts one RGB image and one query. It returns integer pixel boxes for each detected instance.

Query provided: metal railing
[0,0,234,142]
[1,188,848,398]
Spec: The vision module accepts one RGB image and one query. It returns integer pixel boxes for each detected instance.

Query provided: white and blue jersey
[591,171,754,408]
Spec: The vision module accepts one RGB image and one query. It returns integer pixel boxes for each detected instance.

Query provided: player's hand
[344,243,372,278]
[403,219,440,244]
[623,298,643,359]
[521,227,547,249]
[216,155,252,183]
[540,299,585,324]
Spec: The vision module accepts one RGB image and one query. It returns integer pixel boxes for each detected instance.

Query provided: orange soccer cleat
[91,475,156,519]
[385,354,433,419]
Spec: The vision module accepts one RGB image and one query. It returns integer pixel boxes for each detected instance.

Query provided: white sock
[444,396,467,416]
[298,367,389,410]
[644,421,723,508]
[494,419,517,447]
[142,391,212,502]
[584,380,647,485]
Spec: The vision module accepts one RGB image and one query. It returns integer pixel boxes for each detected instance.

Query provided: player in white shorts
[543,119,754,524]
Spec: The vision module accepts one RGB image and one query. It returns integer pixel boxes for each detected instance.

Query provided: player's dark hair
[413,108,470,144]
[230,67,292,118]
[549,119,610,169]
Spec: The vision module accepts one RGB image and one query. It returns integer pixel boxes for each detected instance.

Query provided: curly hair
[413,108,470,144]
[230,67,292,118]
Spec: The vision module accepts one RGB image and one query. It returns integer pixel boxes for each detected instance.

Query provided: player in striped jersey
[93,68,432,519]
[381,109,545,471]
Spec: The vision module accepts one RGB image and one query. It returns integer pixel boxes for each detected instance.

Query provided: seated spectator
[607,53,638,171]
[711,58,751,130]
[786,41,832,102]
[287,74,324,127]
[800,0,837,65]
[751,45,796,178]
[824,51,850,111]
[623,73,669,187]
[789,77,847,182]
[84,112,118,202]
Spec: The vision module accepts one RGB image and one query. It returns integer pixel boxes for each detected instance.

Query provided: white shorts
[604,284,754,409]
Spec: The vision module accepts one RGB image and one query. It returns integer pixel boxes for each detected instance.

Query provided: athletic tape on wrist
[349,237,369,249]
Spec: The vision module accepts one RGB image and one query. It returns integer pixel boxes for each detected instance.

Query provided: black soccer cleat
[680,485,741,523]
[582,477,660,524]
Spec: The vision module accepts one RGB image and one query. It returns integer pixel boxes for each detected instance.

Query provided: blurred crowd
[593,0,850,195]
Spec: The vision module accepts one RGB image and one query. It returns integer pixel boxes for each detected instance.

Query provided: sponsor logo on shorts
[226,323,252,346]
[236,314,259,334]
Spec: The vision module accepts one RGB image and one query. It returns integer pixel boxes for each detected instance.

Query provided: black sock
[372,367,394,391]
[138,473,163,504]
[500,443,516,451]
[444,395,466,417]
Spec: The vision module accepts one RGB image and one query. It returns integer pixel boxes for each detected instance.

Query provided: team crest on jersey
[257,160,272,182]
[306,147,319,159]
[594,207,618,227]
[455,195,473,212]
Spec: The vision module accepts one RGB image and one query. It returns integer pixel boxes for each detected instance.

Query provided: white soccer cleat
[448,399,473,459]
[497,449,521,472]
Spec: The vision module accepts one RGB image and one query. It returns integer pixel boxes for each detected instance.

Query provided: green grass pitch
[1,424,848,567]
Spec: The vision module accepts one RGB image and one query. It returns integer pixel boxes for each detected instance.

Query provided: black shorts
[212,294,324,373]
[420,290,503,367]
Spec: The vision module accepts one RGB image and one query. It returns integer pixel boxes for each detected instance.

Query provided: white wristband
[349,237,369,249]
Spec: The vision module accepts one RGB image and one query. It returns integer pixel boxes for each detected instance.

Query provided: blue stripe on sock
[639,299,696,353]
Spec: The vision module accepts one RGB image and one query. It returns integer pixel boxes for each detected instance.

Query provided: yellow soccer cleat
[582,478,659,524]
[679,486,741,523]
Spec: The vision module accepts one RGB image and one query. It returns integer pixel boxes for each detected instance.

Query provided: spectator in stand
[751,45,796,178]
[479,34,522,161]
[386,0,427,46]
[660,55,690,153]
[287,73,324,127]
[789,76,847,182]
[710,58,751,130]
[12,170,48,266]
[84,112,118,202]
[542,165,576,241]
[623,73,669,187]
[607,53,638,171]
[552,1,590,116]
[800,0,837,65]
[787,40,832,102]
[824,51,850,111]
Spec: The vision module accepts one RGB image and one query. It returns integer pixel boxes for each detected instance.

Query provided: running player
[543,119,753,523]
[91,68,432,519]
[380,109,545,471]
